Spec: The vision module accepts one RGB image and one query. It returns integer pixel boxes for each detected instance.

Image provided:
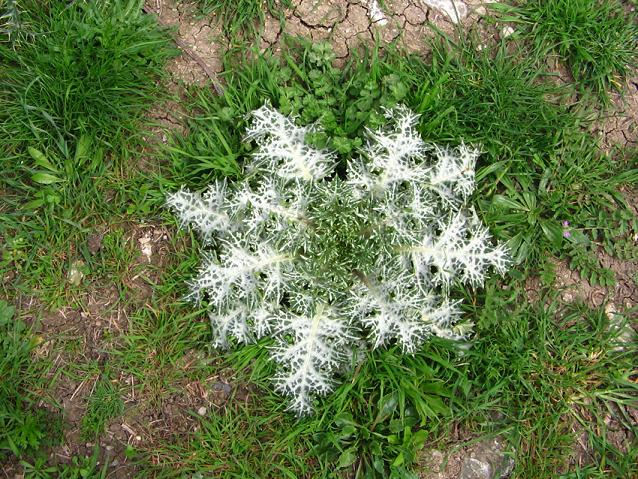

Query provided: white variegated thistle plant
[167,103,509,416]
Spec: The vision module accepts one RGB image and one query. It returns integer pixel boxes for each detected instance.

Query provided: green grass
[0,0,175,156]
[495,0,638,103]
[80,375,125,440]
[0,0,175,229]
[460,281,638,477]
[192,0,292,39]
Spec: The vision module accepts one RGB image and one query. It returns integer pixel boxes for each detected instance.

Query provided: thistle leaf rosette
[167,103,509,415]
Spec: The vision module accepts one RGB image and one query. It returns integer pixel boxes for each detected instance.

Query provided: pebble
[197,406,207,416]
[460,438,515,479]
[500,26,515,38]
[67,260,85,286]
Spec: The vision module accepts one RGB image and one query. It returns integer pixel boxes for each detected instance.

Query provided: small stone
[467,438,515,479]
[197,406,207,416]
[422,0,468,23]
[67,260,85,286]
[87,232,103,255]
[135,435,141,441]
[213,382,232,394]
[211,381,232,406]
[500,26,515,38]
[138,234,153,262]
[606,304,635,350]
[460,457,492,479]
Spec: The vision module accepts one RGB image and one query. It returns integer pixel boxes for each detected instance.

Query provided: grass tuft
[495,0,638,103]
[0,0,175,175]
[80,375,125,440]
[192,0,292,39]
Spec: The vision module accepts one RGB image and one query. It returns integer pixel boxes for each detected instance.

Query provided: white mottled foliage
[167,103,509,415]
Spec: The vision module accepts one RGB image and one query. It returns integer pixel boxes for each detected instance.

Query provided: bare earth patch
[145,0,497,89]
[418,436,514,479]
[145,0,224,86]
[262,0,497,59]
[594,71,638,152]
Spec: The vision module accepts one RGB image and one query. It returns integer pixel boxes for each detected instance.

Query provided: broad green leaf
[491,194,524,211]
[541,220,564,248]
[411,429,428,449]
[74,135,92,163]
[392,451,404,467]
[336,447,358,469]
[566,229,590,245]
[23,198,45,210]
[387,434,400,445]
[389,419,404,433]
[0,300,15,324]
[372,457,384,473]
[31,172,64,185]
[28,147,58,172]
[334,412,356,427]
[377,393,398,422]
[476,161,507,182]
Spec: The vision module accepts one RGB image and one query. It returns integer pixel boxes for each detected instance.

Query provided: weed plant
[169,37,637,277]
[168,103,509,415]
[164,36,638,477]
[495,0,638,103]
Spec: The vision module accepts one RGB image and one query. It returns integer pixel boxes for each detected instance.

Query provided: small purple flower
[562,220,571,238]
